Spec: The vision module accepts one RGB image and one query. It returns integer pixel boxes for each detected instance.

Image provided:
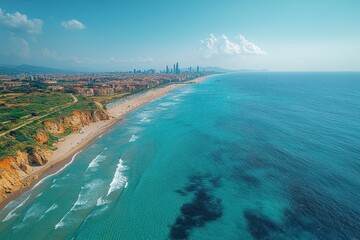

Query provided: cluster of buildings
[0,66,208,96]
[163,63,201,75]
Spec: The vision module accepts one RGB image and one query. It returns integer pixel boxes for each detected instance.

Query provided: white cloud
[199,34,265,58]
[0,34,30,57]
[0,8,43,34]
[61,19,86,30]
[41,47,92,64]
[41,47,59,59]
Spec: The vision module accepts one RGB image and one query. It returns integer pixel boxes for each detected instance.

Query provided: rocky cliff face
[0,108,109,202]
[44,121,65,135]
[62,110,109,132]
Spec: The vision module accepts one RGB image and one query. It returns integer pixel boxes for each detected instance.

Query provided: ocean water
[1,72,360,240]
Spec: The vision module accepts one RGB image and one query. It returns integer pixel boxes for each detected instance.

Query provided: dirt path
[0,94,78,137]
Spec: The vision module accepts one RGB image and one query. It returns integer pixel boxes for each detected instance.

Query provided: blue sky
[0,0,359,71]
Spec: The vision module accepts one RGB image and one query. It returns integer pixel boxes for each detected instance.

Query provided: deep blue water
[1,72,360,239]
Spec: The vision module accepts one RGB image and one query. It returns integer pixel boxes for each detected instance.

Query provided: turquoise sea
[1,72,360,239]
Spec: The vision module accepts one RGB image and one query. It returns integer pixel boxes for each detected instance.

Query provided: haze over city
[1,0,360,72]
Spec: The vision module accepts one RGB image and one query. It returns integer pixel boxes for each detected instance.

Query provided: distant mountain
[201,67,233,73]
[0,64,74,74]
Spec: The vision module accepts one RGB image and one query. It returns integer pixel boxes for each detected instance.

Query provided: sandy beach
[0,75,210,208]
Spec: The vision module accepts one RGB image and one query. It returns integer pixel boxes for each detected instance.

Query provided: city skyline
[0,0,360,72]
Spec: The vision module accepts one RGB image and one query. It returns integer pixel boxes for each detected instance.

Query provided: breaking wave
[86,154,106,171]
[55,180,104,229]
[107,158,128,196]
[3,195,31,222]
[23,203,44,221]
[159,102,177,107]
[96,197,109,206]
[86,148,108,171]
[129,135,139,142]
[45,204,58,214]
[32,151,82,191]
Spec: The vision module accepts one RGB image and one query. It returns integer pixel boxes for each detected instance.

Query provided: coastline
[0,75,210,209]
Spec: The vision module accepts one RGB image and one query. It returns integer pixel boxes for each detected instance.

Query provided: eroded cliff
[0,108,109,202]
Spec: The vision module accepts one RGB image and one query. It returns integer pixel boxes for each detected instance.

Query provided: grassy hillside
[0,92,104,158]
[0,92,73,132]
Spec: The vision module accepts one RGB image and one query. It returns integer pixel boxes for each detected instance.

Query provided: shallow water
[1,72,360,239]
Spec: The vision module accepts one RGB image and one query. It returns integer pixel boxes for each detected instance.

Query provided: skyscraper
[173,64,176,73]
[166,65,169,74]
[176,62,179,74]
[197,66,200,73]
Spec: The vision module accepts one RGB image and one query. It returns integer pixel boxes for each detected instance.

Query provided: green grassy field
[0,92,104,158]
[0,92,73,132]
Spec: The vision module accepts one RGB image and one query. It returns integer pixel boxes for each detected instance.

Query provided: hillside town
[0,64,209,96]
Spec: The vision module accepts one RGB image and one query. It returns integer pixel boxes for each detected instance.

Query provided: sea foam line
[45,204,58,214]
[3,195,31,222]
[86,154,106,171]
[55,191,84,229]
[55,180,103,229]
[23,203,44,221]
[86,147,108,171]
[31,151,82,191]
[129,135,139,142]
[107,158,128,196]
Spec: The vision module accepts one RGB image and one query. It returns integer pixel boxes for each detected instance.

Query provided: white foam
[129,135,139,142]
[159,102,177,107]
[127,126,144,134]
[12,221,27,230]
[156,107,167,111]
[136,111,153,121]
[96,197,109,206]
[182,89,195,94]
[50,183,61,188]
[86,147,108,171]
[55,220,65,229]
[45,204,58,214]
[32,151,82,190]
[23,203,43,221]
[107,158,128,196]
[3,195,31,222]
[36,193,43,198]
[140,117,151,123]
[55,180,104,229]
[86,154,106,171]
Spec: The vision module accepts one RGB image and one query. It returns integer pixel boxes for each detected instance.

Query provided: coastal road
[0,94,78,137]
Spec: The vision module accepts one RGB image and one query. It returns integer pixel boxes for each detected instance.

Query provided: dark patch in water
[175,174,221,196]
[209,176,222,188]
[284,183,360,239]
[244,211,282,239]
[240,173,260,187]
[170,174,223,239]
[174,189,186,196]
[230,166,261,187]
[211,148,226,163]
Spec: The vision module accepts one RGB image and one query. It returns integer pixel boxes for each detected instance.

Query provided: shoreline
[0,75,211,209]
